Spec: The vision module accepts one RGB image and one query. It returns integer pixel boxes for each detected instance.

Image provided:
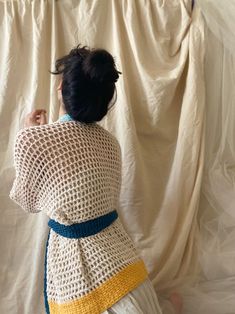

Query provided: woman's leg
[169,292,183,314]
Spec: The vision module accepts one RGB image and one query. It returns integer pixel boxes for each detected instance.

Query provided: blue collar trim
[58,113,74,122]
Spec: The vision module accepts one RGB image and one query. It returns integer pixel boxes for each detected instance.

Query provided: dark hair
[50,44,122,123]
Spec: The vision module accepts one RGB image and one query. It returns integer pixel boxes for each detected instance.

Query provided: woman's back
[20,119,122,223]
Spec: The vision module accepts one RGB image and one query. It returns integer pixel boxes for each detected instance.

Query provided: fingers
[25,109,48,127]
[30,109,47,117]
[40,112,47,125]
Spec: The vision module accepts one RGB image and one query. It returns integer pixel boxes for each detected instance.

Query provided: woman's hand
[24,109,48,128]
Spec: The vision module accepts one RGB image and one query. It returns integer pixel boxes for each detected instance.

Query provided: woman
[9,44,182,314]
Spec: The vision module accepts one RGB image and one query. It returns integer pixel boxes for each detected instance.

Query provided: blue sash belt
[47,209,118,239]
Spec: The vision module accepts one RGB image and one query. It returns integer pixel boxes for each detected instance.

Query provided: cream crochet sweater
[9,119,148,314]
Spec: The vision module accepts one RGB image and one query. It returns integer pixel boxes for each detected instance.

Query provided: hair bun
[82,49,120,84]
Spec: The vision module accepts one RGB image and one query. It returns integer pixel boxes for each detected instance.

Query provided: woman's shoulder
[96,123,121,149]
[16,120,75,138]
[14,122,64,151]
[95,123,118,140]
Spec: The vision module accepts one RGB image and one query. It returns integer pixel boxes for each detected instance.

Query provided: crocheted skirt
[43,217,149,314]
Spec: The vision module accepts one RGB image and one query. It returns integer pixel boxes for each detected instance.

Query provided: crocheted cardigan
[9,117,149,314]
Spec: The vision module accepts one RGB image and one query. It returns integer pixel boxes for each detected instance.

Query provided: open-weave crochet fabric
[9,120,149,314]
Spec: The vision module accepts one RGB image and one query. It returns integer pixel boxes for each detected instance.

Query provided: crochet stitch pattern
[9,117,149,314]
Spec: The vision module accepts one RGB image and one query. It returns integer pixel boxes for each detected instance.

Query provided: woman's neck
[59,103,67,118]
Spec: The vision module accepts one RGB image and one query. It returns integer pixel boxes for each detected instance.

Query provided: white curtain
[180,1,235,313]
[0,1,234,313]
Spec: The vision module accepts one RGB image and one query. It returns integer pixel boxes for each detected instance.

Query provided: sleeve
[9,128,45,213]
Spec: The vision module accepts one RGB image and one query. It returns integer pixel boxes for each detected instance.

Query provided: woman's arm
[9,127,45,213]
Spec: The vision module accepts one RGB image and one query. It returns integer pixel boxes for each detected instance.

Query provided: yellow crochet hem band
[48,259,149,314]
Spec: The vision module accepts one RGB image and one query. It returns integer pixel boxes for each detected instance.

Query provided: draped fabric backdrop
[0,1,234,313]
